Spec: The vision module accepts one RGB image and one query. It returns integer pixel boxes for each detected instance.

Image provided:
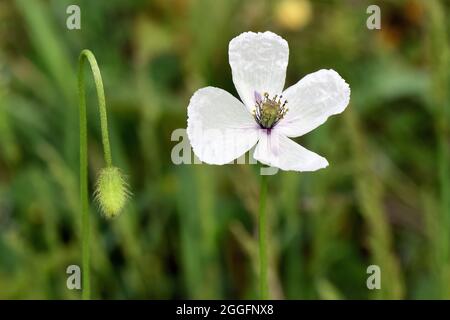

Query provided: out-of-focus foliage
[0,0,449,299]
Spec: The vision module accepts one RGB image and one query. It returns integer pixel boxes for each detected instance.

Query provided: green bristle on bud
[95,166,129,219]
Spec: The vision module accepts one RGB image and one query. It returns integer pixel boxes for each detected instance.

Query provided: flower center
[253,92,288,129]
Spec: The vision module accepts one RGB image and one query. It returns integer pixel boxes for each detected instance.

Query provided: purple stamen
[254,91,262,104]
[252,92,289,129]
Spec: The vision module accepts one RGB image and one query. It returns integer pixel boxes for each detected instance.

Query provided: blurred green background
[0,0,449,299]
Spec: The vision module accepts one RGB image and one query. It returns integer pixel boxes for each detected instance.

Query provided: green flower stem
[78,49,113,299]
[427,0,450,298]
[258,172,268,299]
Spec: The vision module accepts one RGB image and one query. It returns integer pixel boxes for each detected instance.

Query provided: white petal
[278,69,350,137]
[253,129,328,172]
[229,31,289,111]
[187,87,259,165]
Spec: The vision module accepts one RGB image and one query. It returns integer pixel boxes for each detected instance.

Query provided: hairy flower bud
[94,166,129,218]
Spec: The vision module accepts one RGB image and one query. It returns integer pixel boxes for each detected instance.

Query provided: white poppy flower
[187,31,350,172]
